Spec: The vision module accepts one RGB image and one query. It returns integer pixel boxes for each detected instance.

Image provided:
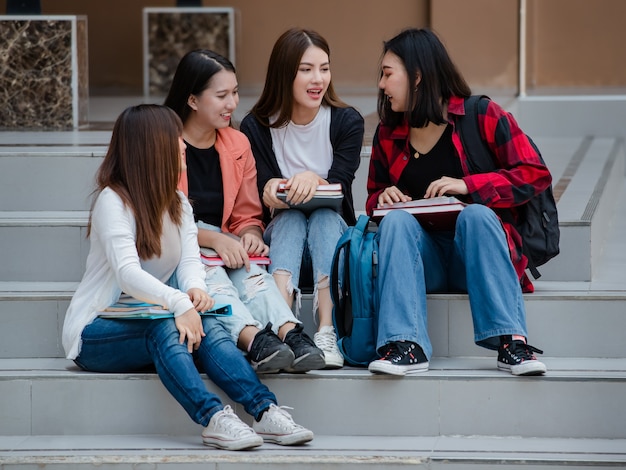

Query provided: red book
[200,247,271,266]
[372,196,467,231]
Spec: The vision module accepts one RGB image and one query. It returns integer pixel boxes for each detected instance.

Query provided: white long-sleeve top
[62,187,206,360]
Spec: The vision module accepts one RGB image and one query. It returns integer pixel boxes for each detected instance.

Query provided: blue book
[98,302,231,319]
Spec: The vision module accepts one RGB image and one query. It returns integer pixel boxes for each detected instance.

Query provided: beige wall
[2,0,624,94]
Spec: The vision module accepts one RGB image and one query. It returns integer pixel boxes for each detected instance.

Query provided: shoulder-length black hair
[164,49,236,124]
[378,28,471,129]
[250,27,347,128]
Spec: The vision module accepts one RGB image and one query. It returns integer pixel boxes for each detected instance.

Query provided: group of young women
[63,26,548,451]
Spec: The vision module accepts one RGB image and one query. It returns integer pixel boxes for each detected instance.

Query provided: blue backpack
[330,215,379,366]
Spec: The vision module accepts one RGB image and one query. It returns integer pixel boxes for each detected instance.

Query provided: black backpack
[457,95,560,279]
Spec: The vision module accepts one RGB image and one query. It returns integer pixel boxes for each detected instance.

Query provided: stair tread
[2,357,625,378]
[1,434,624,465]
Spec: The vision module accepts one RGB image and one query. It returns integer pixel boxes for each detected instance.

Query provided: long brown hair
[250,27,347,128]
[89,104,184,259]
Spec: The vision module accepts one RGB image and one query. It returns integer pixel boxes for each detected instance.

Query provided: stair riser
[0,155,102,211]
[1,295,625,359]
[1,373,623,439]
[0,225,89,282]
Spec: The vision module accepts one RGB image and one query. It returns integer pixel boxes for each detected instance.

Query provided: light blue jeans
[375,205,528,359]
[75,315,277,425]
[197,221,300,344]
[264,208,347,315]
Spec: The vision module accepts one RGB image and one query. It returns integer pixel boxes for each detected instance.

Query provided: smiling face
[188,69,239,131]
[291,45,330,123]
[379,51,412,113]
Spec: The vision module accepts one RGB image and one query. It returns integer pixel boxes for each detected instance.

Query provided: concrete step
[0,149,105,211]
[0,211,89,282]
[1,136,623,283]
[1,434,625,468]
[2,282,625,359]
[1,357,625,439]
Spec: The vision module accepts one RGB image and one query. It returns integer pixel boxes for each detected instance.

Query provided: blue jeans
[75,316,277,425]
[375,205,528,359]
[264,208,347,313]
[197,221,300,344]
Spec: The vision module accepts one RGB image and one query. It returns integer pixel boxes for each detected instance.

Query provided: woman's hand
[175,308,206,353]
[263,177,290,209]
[424,176,468,198]
[377,185,412,206]
[187,287,215,312]
[212,232,250,270]
[284,171,324,205]
[240,230,270,257]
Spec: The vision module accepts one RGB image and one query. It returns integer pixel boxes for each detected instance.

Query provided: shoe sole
[252,349,295,374]
[322,353,344,369]
[368,360,429,376]
[256,430,314,446]
[498,361,547,376]
[284,352,326,373]
[202,435,264,451]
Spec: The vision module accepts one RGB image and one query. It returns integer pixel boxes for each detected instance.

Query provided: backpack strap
[331,215,370,337]
[458,95,543,279]
[457,95,496,174]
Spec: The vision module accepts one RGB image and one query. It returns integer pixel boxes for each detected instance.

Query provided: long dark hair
[89,104,183,259]
[164,49,236,124]
[250,27,347,128]
[378,28,471,129]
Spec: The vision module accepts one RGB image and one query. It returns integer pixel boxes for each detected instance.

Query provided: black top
[398,124,463,199]
[185,142,224,227]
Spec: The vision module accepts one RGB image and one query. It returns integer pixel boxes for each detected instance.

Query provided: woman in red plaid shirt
[366,28,549,377]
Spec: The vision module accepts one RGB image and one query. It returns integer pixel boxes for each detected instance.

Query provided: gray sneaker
[202,405,263,450]
[249,323,295,374]
[283,324,325,372]
[253,404,314,446]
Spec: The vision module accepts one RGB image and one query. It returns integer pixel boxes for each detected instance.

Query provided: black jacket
[239,106,364,226]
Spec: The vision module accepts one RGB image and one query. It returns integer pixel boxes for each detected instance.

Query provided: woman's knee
[379,209,421,237]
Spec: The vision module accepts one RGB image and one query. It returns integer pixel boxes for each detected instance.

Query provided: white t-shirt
[270,105,333,179]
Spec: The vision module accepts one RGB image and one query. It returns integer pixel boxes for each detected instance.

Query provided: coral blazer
[178,126,265,236]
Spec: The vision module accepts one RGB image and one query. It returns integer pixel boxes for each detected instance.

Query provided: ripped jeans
[197,221,300,344]
[264,208,347,316]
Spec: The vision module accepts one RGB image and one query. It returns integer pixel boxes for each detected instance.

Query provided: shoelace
[286,327,316,349]
[381,342,411,362]
[314,330,339,351]
[265,405,306,432]
[507,341,544,360]
[215,405,255,437]
[250,323,277,353]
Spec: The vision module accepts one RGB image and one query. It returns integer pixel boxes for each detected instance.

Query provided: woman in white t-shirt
[240,28,365,368]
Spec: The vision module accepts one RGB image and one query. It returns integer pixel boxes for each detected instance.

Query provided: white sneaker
[202,405,263,450]
[314,325,344,369]
[253,404,314,445]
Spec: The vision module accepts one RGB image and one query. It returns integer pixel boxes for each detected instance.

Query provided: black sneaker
[368,341,429,376]
[283,324,325,372]
[249,323,295,374]
[497,339,547,376]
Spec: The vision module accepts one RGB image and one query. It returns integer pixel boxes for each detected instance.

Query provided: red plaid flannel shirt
[366,96,552,292]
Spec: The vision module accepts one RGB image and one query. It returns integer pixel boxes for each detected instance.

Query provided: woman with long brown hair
[62,104,313,450]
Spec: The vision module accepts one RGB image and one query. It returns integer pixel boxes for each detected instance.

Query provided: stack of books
[276,183,343,214]
[372,196,467,231]
[199,247,270,266]
[98,300,232,319]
